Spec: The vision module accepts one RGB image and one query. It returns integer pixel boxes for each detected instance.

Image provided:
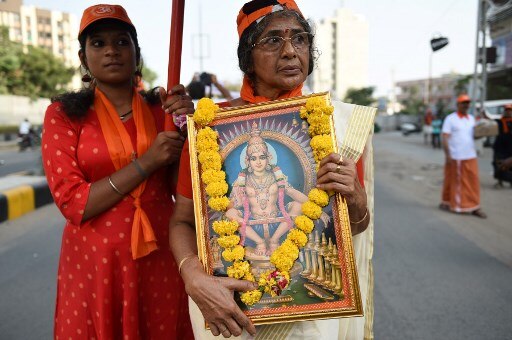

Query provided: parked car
[400,122,421,136]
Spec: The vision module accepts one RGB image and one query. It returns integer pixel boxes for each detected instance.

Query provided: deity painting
[188,95,364,324]
[225,122,329,258]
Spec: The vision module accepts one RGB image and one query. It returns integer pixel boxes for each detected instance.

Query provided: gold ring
[336,164,342,173]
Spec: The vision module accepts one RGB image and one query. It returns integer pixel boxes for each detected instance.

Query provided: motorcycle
[17,127,41,152]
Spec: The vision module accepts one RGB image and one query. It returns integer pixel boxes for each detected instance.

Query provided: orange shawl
[501,117,512,134]
[94,87,158,259]
[240,76,302,103]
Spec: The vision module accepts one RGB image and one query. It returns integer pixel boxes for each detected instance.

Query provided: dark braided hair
[237,9,316,83]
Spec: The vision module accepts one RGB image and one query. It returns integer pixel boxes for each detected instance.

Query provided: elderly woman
[169,0,371,338]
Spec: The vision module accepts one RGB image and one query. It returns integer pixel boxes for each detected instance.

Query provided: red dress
[42,102,193,340]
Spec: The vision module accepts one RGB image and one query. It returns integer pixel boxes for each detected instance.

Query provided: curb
[0,179,53,223]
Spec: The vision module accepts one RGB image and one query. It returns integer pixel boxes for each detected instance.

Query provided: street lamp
[426,35,449,108]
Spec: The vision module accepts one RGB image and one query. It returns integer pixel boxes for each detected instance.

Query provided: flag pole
[166,0,185,130]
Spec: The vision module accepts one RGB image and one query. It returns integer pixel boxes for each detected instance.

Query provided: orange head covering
[457,94,471,103]
[79,4,134,38]
[236,0,303,38]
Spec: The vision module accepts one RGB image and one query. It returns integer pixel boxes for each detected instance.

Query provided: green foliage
[0,125,18,134]
[141,64,158,89]
[453,75,472,96]
[398,85,425,116]
[343,87,375,107]
[0,26,74,99]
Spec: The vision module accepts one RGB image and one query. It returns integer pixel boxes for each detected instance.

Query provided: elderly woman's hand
[158,84,194,130]
[182,259,257,338]
[316,153,369,235]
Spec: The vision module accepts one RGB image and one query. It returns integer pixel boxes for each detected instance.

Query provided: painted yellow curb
[3,185,35,220]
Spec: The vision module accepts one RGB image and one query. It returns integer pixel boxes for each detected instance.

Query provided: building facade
[396,73,468,114]
[0,0,79,70]
[308,8,369,100]
[488,2,512,100]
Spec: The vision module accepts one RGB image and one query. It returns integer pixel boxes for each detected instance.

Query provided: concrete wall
[0,94,50,126]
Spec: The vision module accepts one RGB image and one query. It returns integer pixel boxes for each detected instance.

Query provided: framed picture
[187,93,363,325]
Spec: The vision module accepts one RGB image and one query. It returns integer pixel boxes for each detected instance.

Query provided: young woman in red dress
[41,4,194,339]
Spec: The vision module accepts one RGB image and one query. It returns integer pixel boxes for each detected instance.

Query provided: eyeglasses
[252,32,313,52]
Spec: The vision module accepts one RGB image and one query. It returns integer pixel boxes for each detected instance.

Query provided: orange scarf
[240,76,303,104]
[94,87,158,259]
[501,117,512,134]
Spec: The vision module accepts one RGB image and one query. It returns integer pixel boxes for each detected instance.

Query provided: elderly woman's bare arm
[169,195,257,338]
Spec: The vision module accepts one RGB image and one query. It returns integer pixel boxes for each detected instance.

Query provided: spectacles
[252,32,313,52]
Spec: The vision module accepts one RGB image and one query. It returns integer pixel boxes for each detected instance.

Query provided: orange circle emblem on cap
[92,5,117,16]
[79,4,134,38]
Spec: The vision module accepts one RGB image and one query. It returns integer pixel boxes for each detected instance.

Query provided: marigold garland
[194,97,335,306]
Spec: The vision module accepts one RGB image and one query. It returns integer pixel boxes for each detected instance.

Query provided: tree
[399,85,425,116]
[141,64,157,89]
[0,26,74,99]
[453,75,472,96]
[343,86,375,106]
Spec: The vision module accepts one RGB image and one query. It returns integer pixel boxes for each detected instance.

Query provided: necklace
[247,172,275,210]
[119,109,133,120]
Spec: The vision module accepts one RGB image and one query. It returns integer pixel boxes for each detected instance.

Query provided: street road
[0,148,42,177]
[0,132,511,339]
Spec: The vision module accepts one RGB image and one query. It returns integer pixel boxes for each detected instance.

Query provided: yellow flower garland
[194,96,334,306]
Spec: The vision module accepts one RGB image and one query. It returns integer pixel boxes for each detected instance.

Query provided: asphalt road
[0,148,43,177]
[0,132,511,339]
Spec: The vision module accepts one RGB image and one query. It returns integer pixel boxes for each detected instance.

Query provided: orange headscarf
[236,0,302,38]
[94,87,158,259]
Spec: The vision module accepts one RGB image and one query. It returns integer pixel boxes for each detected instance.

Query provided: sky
[24,0,479,97]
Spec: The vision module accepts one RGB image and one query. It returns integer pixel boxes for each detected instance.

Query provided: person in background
[492,104,512,188]
[431,112,443,149]
[18,118,33,149]
[167,0,371,339]
[440,94,486,218]
[423,108,434,145]
[186,72,234,101]
[41,4,194,338]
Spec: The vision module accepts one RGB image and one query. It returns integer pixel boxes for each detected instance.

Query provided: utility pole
[471,0,488,117]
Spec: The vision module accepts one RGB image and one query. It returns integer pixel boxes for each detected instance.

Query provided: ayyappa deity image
[225,123,329,257]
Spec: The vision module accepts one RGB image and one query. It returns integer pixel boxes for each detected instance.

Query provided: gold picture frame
[187,93,363,325]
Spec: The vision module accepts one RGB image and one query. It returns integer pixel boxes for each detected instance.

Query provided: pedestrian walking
[41,4,194,339]
[492,104,512,187]
[440,94,486,218]
[423,108,434,145]
[431,113,443,149]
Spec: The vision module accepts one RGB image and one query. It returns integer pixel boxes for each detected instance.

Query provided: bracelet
[350,207,368,224]
[178,254,198,274]
[108,176,124,195]
[132,159,148,179]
